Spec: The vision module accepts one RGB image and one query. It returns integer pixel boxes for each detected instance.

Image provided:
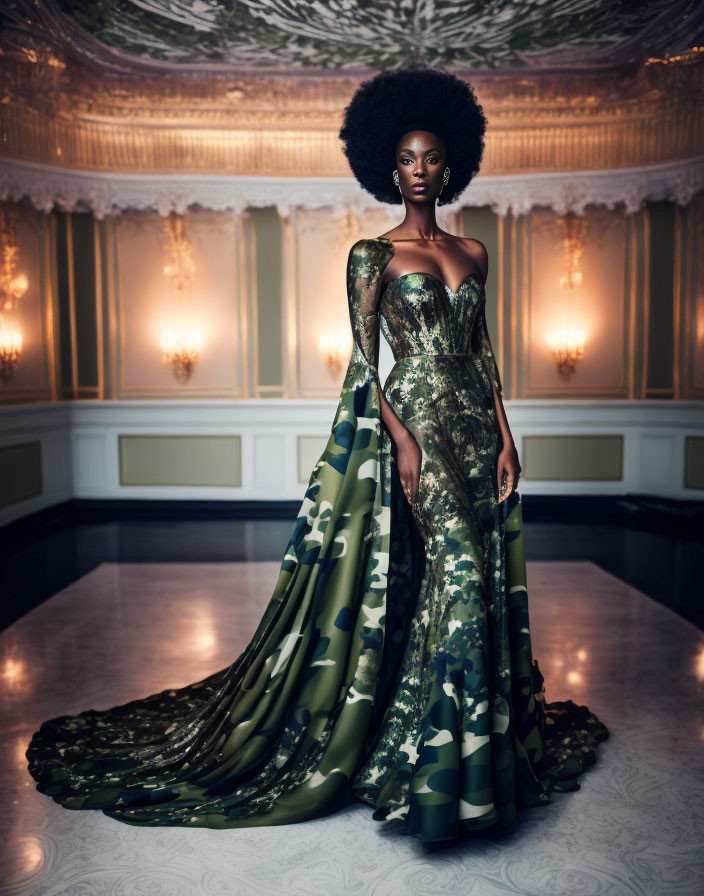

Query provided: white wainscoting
[0,404,73,524]
[1,399,703,526]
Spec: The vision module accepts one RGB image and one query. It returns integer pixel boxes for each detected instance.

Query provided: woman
[27,67,608,845]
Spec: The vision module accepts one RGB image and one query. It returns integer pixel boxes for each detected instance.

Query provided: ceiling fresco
[0,0,701,212]
[24,0,704,72]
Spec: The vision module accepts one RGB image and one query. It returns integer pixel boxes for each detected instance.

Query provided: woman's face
[395,129,448,203]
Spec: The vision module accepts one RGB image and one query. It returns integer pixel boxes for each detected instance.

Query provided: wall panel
[115,209,243,398]
[119,434,242,487]
[527,206,628,397]
[0,203,54,404]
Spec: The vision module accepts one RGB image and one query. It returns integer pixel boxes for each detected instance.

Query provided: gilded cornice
[0,41,703,178]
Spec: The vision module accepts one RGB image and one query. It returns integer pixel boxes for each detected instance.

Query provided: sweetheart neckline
[373,236,486,296]
[382,269,486,297]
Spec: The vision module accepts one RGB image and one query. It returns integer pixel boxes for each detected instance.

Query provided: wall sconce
[0,203,27,384]
[318,329,350,380]
[546,325,585,379]
[160,327,202,384]
[0,316,22,384]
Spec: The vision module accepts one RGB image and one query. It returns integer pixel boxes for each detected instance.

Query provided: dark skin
[375,129,521,507]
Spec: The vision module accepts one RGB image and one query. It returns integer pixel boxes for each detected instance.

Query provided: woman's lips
[412,183,428,191]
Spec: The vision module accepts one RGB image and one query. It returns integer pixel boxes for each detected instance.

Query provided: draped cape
[26,238,548,830]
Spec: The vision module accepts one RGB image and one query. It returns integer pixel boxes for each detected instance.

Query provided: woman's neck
[396,204,445,240]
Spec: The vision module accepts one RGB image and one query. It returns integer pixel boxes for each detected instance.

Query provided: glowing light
[546,325,587,354]
[19,837,43,874]
[560,270,582,289]
[695,646,704,682]
[546,323,587,380]
[15,735,29,770]
[645,46,704,65]
[0,319,22,384]
[2,658,26,688]
[191,612,217,659]
[318,328,351,379]
[160,326,202,383]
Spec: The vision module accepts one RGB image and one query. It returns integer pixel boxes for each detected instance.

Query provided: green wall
[250,206,284,396]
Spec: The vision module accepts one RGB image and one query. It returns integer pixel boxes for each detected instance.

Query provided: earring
[438,167,450,196]
[393,170,402,194]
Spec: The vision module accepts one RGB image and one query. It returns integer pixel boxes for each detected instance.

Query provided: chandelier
[0,205,28,312]
[160,212,200,383]
[162,211,195,293]
[547,212,587,380]
[559,211,585,291]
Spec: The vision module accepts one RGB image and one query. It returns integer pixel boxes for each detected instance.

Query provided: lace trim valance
[1,156,702,219]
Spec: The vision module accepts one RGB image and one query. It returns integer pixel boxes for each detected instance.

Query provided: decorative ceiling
[0,0,703,216]
[5,0,704,73]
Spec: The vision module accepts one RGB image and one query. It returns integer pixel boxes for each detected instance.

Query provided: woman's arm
[346,239,422,506]
[492,384,513,447]
[378,384,412,448]
[492,384,521,502]
[465,238,521,502]
[378,382,422,506]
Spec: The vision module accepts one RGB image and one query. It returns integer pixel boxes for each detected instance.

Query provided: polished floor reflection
[3,495,702,634]
[1,560,702,895]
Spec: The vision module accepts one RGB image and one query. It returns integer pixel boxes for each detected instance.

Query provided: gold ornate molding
[0,43,702,177]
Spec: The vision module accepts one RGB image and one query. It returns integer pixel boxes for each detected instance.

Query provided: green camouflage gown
[27,236,609,844]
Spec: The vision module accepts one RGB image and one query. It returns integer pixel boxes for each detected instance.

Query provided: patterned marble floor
[1,561,702,896]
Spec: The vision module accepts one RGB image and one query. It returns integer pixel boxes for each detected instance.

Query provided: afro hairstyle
[339,67,487,206]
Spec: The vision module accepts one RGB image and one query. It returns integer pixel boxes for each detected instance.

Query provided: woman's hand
[497,439,521,503]
[396,428,422,508]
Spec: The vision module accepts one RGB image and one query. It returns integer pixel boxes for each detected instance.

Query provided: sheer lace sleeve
[479,303,503,396]
[345,238,394,383]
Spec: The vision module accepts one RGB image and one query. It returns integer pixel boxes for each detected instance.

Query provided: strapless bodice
[379,269,486,359]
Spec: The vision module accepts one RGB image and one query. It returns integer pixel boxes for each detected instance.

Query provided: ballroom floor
[2,494,703,634]
[1,557,703,896]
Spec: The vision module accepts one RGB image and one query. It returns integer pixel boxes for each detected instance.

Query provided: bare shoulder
[461,237,489,279]
[461,236,488,260]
